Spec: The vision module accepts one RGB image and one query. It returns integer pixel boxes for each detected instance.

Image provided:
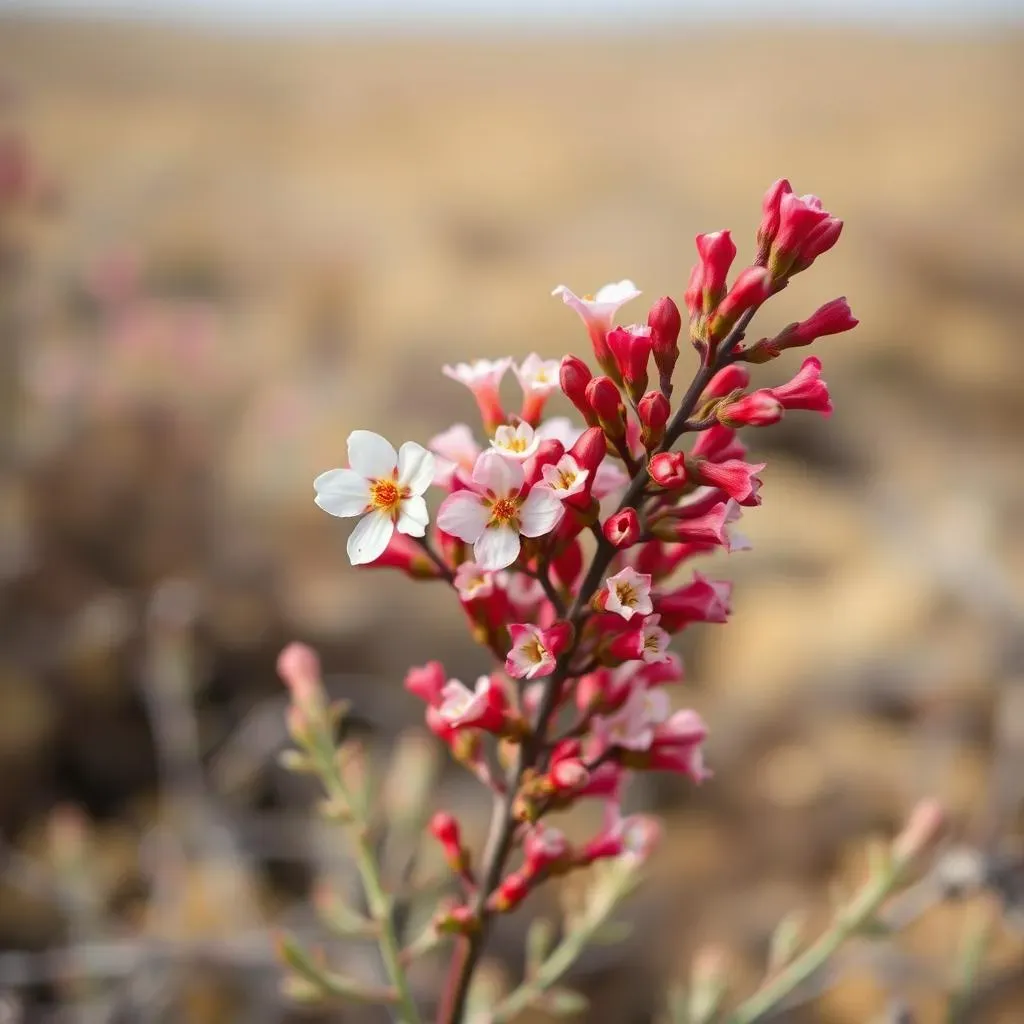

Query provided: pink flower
[314,430,434,566]
[639,614,671,663]
[506,622,572,680]
[442,358,512,432]
[582,812,661,865]
[436,451,564,570]
[592,460,629,500]
[429,423,481,488]
[552,280,641,378]
[655,573,732,632]
[647,709,711,781]
[648,451,688,490]
[539,454,590,500]
[771,190,843,276]
[438,675,508,733]
[718,390,784,427]
[650,500,730,547]
[593,684,670,752]
[604,566,654,621]
[404,661,448,706]
[514,353,561,424]
[690,458,766,504]
[453,561,498,601]
[606,324,652,400]
[769,356,833,416]
[604,507,640,548]
[524,824,571,876]
[491,421,541,461]
[789,297,858,347]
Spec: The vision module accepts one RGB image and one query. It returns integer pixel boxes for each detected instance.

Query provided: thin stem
[438,310,760,1023]
[414,536,456,583]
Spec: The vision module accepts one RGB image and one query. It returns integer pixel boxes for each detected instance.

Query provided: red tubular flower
[717,389,784,427]
[655,572,732,631]
[438,675,509,734]
[648,295,682,383]
[585,376,627,443]
[648,451,688,489]
[604,623,645,664]
[637,390,669,449]
[708,267,773,343]
[405,661,447,706]
[702,364,750,401]
[604,507,640,548]
[490,871,531,912]
[644,710,710,781]
[769,356,832,416]
[606,325,652,402]
[768,190,842,279]
[689,457,766,504]
[689,423,745,462]
[790,297,858,345]
[523,825,571,877]
[650,501,729,547]
[755,178,792,263]
[429,811,473,880]
[694,231,737,316]
[560,354,598,426]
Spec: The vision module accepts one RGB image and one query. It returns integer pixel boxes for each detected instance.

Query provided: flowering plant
[276,181,945,1022]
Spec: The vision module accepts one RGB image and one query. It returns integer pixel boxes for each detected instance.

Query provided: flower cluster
[310,178,857,1020]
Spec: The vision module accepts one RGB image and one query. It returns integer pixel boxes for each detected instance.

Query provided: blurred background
[1,1,1023,1021]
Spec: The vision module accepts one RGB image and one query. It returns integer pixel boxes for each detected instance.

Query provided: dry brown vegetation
[0,16,1023,1023]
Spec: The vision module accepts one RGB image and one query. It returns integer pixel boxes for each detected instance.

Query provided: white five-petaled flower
[453,561,498,602]
[442,358,512,391]
[314,430,434,567]
[490,422,540,461]
[540,454,590,500]
[639,614,671,664]
[514,353,561,395]
[429,423,481,488]
[551,280,642,336]
[436,451,564,571]
[605,566,654,621]
[505,623,557,680]
[594,685,670,752]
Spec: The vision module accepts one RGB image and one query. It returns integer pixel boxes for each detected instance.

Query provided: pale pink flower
[592,460,630,500]
[551,280,641,336]
[505,622,570,680]
[442,358,512,431]
[605,566,654,621]
[436,451,564,571]
[429,423,481,487]
[593,685,670,752]
[514,353,561,396]
[453,561,498,601]
[438,675,507,733]
[490,421,540,461]
[314,430,434,566]
[540,454,590,500]
[640,614,671,664]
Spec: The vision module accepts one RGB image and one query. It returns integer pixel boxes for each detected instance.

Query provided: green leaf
[591,919,633,946]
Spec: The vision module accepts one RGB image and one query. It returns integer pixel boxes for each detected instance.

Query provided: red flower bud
[709,267,772,342]
[604,507,640,548]
[585,375,627,442]
[637,390,670,449]
[755,178,793,263]
[648,451,688,489]
[769,356,832,417]
[405,661,447,706]
[568,425,608,476]
[694,231,737,316]
[606,324,652,402]
[702,364,750,401]
[790,297,858,346]
[559,354,598,426]
[490,872,531,912]
[647,295,682,381]
[429,811,461,849]
[717,389,784,427]
[690,457,765,505]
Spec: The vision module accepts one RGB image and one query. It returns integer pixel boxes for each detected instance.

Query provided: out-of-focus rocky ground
[0,17,1023,1023]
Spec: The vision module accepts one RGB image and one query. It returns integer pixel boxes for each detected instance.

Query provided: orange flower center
[488,495,520,528]
[523,636,547,664]
[615,582,637,607]
[370,477,408,516]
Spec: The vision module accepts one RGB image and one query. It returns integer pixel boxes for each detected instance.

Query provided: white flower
[551,280,641,336]
[490,422,540,461]
[540,454,590,500]
[442,358,512,390]
[505,623,557,680]
[605,566,653,621]
[436,451,564,571]
[514,353,561,396]
[453,561,497,601]
[429,423,481,487]
[314,430,434,566]
[640,614,671,664]
[594,685,669,752]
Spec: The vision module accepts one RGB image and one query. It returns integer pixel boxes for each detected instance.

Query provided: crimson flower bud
[718,390,784,427]
[490,872,531,912]
[648,451,688,489]
[404,661,447,706]
[647,295,682,381]
[702,364,750,401]
[791,297,858,346]
[429,810,461,849]
[694,231,737,316]
[435,904,479,935]
[689,457,765,505]
[585,375,627,442]
[523,439,565,487]
[559,354,597,426]
[637,390,669,449]
[793,217,843,270]
[709,267,773,343]
[606,324,652,403]
[569,425,608,477]
[605,624,644,663]
[604,507,640,548]
[769,356,832,416]
[755,178,793,263]
[767,189,841,279]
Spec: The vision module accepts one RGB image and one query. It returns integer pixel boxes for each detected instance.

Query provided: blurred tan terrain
[0,17,1023,1023]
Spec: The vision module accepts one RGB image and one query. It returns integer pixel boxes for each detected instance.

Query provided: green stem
[313,740,422,1024]
[946,904,995,1024]
[727,859,909,1024]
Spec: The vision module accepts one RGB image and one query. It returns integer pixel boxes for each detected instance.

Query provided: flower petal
[347,430,397,480]
[397,494,429,537]
[437,490,489,542]
[474,525,521,571]
[472,450,524,496]
[347,509,395,566]
[397,441,435,494]
[313,469,370,518]
[518,485,565,538]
